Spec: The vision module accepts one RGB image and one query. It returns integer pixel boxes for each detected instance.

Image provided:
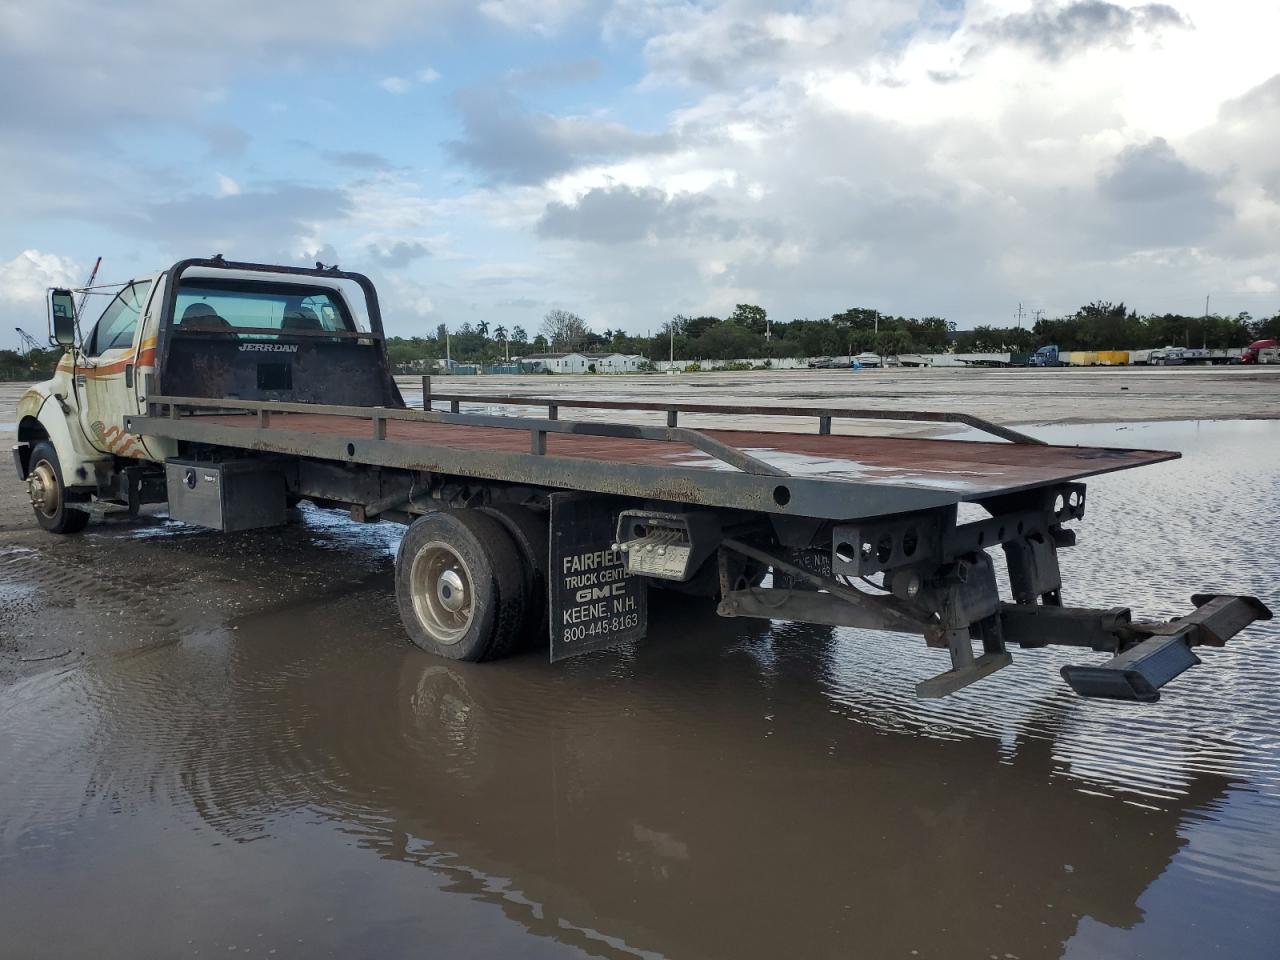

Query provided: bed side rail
[413,377,1044,445]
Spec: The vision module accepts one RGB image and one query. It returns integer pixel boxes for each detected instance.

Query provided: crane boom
[14,327,40,356]
[71,256,102,344]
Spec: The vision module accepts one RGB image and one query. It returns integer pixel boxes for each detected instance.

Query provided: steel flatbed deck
[125,394,1176,521]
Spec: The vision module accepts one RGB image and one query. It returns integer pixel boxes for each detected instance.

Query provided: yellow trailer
[1097,351,1129,366]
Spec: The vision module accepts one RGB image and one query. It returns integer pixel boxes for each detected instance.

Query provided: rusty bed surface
[192,411,1179,496]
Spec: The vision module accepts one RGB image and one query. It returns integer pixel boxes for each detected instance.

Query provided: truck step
[1061,594,1271,702]
[1060,635,1200,702]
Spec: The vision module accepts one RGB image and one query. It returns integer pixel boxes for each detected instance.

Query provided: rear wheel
[395,509,526,661]
[479,504,549,650]
[26,441,89,534]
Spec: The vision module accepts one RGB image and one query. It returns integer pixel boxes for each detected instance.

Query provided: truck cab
[1027,344,1061,367]
[14,258,400,532]
[1240,338,1278,364]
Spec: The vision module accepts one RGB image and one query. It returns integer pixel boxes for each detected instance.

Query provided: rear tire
[395,509,526,662]
[26,441,89,534]
[478,504,549,651]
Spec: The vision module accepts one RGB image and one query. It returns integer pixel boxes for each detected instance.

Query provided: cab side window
[87,281,153,356]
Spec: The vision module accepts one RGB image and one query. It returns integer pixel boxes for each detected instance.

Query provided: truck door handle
[125,364,134,388]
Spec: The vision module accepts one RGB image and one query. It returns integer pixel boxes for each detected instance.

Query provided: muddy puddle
[1,420,1277,959]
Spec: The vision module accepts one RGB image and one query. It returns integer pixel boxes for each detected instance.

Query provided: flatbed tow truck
[13,258,1271,702]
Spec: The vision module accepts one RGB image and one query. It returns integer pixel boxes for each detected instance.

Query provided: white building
[518,352,646,374]
[598,353,645,372]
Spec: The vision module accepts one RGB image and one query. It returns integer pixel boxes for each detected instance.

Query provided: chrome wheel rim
[409,542,475,645]
[28,461,60,518]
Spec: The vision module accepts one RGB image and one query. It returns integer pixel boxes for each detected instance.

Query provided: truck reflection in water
[170,594,1247,960]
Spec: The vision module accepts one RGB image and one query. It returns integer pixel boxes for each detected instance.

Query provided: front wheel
[26,441,89,534]
[395,509,526,662]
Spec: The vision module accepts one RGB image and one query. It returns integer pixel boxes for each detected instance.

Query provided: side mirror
[49,288,77,347]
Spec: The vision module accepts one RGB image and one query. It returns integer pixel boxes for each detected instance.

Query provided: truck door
[75,280,153,458]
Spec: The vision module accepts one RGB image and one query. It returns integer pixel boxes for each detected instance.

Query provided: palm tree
[477,319,490,338]
[494,325,508,342]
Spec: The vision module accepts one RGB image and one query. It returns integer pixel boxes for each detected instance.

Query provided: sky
[1,0,1278,349]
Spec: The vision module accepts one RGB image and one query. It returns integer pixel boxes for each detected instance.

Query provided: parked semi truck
[1027,345,1063,367]
[13,258,1271,703]
[1240,338,1278,364]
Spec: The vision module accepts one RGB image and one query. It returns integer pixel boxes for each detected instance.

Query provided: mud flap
[549,493,648,662]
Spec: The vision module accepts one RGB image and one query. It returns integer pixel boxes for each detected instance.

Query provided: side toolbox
[165,458,286,532]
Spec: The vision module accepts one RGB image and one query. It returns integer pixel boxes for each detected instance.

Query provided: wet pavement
[1,415,1278,959]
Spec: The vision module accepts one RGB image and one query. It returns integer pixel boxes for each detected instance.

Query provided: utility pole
[1203,294,1210,349]
[1017,302,1023,329]
[669,325,674,367]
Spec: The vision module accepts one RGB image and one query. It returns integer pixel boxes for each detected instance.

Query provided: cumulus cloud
[538,185,736,244]
[972,2,1192,61]
[367,240,433,268]
[126,185,352,256]
[478,0,590,34]
[445,88,676,184]
[380,76,412,94]
[619,0,935,89]
[380,67,440,94]
[0,250,82,303]
[1099,137,1214,204]
[0,251,82,340]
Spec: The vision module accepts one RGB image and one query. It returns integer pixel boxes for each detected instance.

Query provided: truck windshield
[174,282,355,338]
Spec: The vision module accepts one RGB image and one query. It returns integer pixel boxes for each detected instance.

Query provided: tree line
[954,302,1280,354]
[385,301,1280,367]
[0,347,62,380]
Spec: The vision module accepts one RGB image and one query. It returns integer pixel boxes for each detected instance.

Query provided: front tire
[26,441,89,534]
[395,509,526,662]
